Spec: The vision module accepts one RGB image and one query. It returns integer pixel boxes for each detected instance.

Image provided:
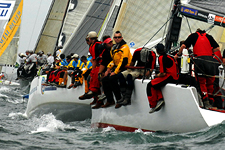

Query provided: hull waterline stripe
[91,123,155,132]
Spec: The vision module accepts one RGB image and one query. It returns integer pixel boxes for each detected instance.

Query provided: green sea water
[0,85,225,150]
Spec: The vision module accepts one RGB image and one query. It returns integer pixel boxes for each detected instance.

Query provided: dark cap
[155,43,165,54]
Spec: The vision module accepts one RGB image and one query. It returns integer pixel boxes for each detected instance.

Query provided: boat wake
[29,113,76,134]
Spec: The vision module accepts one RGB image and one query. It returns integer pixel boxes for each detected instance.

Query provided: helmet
[88,31,98,38]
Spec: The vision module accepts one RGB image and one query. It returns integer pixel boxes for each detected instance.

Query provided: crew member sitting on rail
[78,31,104,100]
[48,55,71,86]
[43,57,61,85]
[17,53,26,78]
[66,54,82,88]
[147,43,179,113]
[101,31,132,109]
[116,47,156,108]
[91,35,113,108]
[37,51,47,68]
[46,52,54,69]
[23,50,37,77]
[70,55,92,90]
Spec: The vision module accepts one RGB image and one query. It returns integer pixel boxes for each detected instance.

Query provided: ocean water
[1,85,225,150]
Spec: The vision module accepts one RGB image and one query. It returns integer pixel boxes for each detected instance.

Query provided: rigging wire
[142,16,172,48]
[185,16,192,34]
[162,0,174,39]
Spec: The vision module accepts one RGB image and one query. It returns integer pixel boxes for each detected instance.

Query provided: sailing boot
[120,86,126,101]
[115,98,123,109]
[149,99,164,113]
[203,97,212,109]
[90,96,98,105]
[92,100,104,109]
[120,89,132,106]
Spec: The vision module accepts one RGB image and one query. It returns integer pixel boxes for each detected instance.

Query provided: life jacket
[59,59,68,66]
[89,41,103,60]
[48,70,64,83]
[107,43,132,74]
[193,32,213,57]
[158,54,179,80]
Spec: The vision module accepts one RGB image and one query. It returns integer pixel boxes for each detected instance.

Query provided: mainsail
[34,0,70,54]
[111,0,224,51]
[58,0,94,49]
[63,0,113,56]
[17,0,54,59]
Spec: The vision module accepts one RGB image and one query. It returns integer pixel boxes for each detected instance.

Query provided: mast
[165,0,182,51]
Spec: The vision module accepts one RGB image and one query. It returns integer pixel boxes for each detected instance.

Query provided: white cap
[88,31,98,38]
[20,53,26,57]
[55,57,61,60]
[72,54,79,58]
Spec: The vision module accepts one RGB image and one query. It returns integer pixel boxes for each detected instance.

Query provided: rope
[162,0,174,39]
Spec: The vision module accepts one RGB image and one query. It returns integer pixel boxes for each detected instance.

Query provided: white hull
[91,79,225,133]
[25,75,93,122]
[25,74,225,132]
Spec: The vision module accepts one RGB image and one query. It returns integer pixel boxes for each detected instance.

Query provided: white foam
[30,113,70,134]
[102,126,116,133]
[8,112,28,119]
[0,93,8,98]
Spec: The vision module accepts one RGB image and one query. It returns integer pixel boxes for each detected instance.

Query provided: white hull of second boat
[25,75,93,122]
[91,79,225,133]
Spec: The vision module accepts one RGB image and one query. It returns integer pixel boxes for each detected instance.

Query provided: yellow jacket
[107,41,132,74]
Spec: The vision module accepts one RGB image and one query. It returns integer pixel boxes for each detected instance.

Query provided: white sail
[58,0,94,48]
[0,0,21,80]
[17,0,54,60]
[112,0,224,50]
[98,0,122,40]
[0,0,21,66]
[63,0,114,56]
[34,0,70,55]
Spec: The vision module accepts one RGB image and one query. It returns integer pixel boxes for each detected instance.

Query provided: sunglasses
[113,36,122,39]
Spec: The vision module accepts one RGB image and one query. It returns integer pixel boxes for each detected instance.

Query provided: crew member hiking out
[116,47,156,108]
[147,43,179,113]
[91,35,113,109]
[101,31,132,109]
[175,28,221,109]
[79,31,104,100]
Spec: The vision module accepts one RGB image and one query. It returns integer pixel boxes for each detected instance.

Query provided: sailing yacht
[0,0,21,86]
[91,0,225,133]
[25,0,114,121]
[25,0,225,133]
